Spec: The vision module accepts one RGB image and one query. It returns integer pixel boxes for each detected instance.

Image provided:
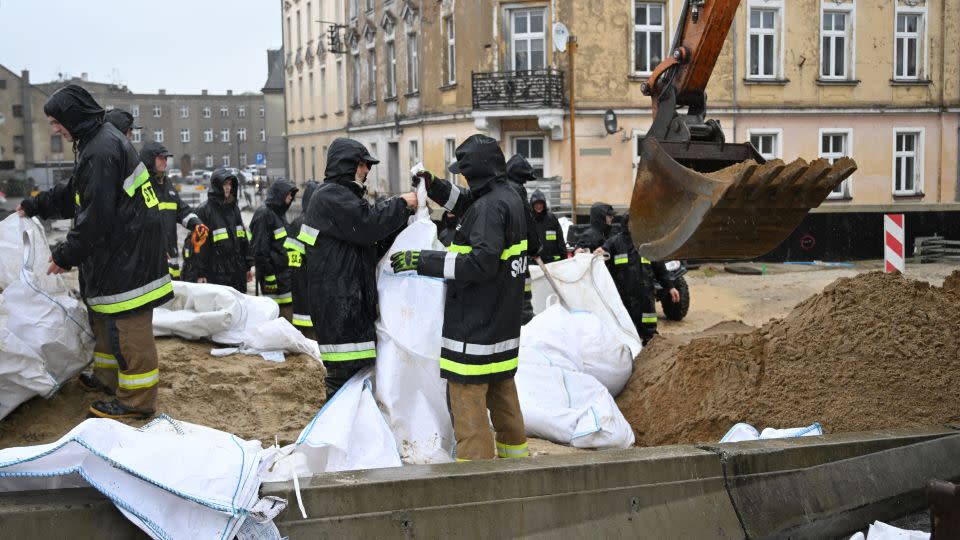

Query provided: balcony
[471,69,565,110]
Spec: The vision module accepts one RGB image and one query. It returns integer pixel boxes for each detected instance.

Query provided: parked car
[167,168,182,179]
[190,169,207,178]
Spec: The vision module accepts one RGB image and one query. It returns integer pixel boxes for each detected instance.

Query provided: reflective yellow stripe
[297,225,319,246]
[553,255,562,261]
[500,240,528,260]
[292,314,313,327]
[440,357,518,377]
[88,280,173,315]
[524,283,532,293]
[213,233,229,242]
[448,243,472,254]
[158,202,178,211]
[123,162,150,196]
[168,266,181,277]
[264,275,277,282]
[455,458,471,462]
[93,352,118,369]
[614,257,629,265]
[545,234,557,241]
[641,257,651,264]
[496,441,529,458]
[118,368,159,390]
[274,227,287,239]
[642,316,658,323]
[74,192,80,206]
[284,238,306,253]
[321,349,376,362]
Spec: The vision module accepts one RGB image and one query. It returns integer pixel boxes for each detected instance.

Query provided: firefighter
[18,85,170,419]
[104,108,140,141]
[505,154,541,325]
[602,213,679,344]
[530,189,567,262]
[139,141,205,280]
[283,180,320,338]
[575,202,615,252]
[188,169,253,292]
[297,138,416,396]
[392,134,529,461]
[251,180,298,320]
[437,211,458,247]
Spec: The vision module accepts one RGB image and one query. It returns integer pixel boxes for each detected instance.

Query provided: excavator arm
[629,0,856,261]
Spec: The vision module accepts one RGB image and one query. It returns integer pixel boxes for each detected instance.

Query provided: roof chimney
[159,89,166,95]
[227,90,233,96]
[81,72,88,81]
[202,89,208,95]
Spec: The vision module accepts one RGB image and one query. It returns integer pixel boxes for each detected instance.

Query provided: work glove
[411,170,437,190]
[390,250,420,273]
[194,223,209,237]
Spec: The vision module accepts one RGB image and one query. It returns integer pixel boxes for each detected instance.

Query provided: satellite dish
[553,22,570,52]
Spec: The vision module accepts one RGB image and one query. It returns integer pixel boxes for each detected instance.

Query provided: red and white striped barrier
[884,213,905,273]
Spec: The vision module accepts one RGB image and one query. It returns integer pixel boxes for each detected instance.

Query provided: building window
[510,8,546,72]
[203,129,213,143]
[51,135,63,153]
[291,148,297,179]
[180,129,190,143]
[220,106,229,118]
[336,59,345,110]
[444,16,456,85]
[205,155,214,168]
[367,48,377,102]
[820,129,852,199]
[221,129,230,143]
[748,129,781,160]
[296,10,302,47]
[180,105,189,118]
[202,106,211,118]
[132,129,142,143]
[301,147,307,184]
[821,9,852,79]
[409,139,420,168]
[407,33,419,92]
[349,0,357,20]
[365,0,373,13]
[633,2,665,75]
[259,107,264,118]
[310,146,317,180]
[444,137,457,182]
[320,66,328,115]
[351,53,361,106]
[893,129,922,195]
[894,9,925,80]
[512,137,546,178]
[12,136,23,153]
[259,129,266,142]
[238,106,246,119]
[386,39,397,98]
[237,128,247,142]
[306,2,313,42]
[223,155,230,167]
[153,105,162,118]
[12,104,22,118]
[308,73,315,117]
[0,79,6,89]
[131,105,140,117]
[154,129,164,143]
[239,153,247,166]
[748,4,781,79]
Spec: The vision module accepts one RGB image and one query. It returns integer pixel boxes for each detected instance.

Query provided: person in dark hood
[601,213,679,344]
[283,180,320,338]
[139,141,204,279]
[392,134,529,461]
[104,109,140,141]
[575,202,616,252]
[437,211,458,247]
[298,138,416,395]
[184,169,253,292]
[17,85,170,420]
[504,154,541,324]
[251,179,299,320]
[530,189,567,262]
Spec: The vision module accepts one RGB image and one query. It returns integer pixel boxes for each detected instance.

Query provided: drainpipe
[937,0,946,203]
[731,12,738,142]
[568,36,578,220]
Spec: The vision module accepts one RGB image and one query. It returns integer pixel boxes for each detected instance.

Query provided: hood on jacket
[209,168,239,204]
[506,154,536,185]
[589,202,615,232]
[139,141,173,176]
[448,134,506,192]
[43,84,104,143]
[530,189,549,214]
[104,109,138,134]
[324,138,380,183]
[301,180,320,212]
[266,180,298,213]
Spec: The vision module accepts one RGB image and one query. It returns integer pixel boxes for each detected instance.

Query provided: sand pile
[0,338,326,449]
[617,271,960,447]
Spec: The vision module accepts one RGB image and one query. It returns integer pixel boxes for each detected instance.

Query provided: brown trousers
[279,304,294,323]
[90,314,119,392]
[100,310,159,412]
[447,378,528,460]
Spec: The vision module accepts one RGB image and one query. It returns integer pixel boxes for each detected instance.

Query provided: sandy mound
[617,272,960,446]
[0,338,326,449]
[943,269,960,293]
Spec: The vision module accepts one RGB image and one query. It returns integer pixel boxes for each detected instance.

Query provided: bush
[4,177,35,197]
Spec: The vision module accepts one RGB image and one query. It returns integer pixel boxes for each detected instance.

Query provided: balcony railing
[472,69,565,110]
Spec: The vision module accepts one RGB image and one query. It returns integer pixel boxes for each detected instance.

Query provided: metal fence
[471,69,565,110]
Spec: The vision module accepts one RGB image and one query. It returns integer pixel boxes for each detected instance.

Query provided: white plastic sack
[720,422,824,443]
[0,415,274,540]
[153,281,278,344]
[520,304,633,396]
[849,521,930,540]
[374,178,454,464]
[0,215,93,420]
[529,253,642,357]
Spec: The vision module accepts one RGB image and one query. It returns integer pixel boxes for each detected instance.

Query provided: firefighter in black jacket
[505,154,541,325]
[251,180,298,320]
[186,169,254,292]
[392,134,529,461]
[297,139,416,396]
[139,142,204,280]
[104,108,140,141]
[602,213,679,344]
[283,180,320,338]
[575,202,616,252]
[18,85,171,419]
[437,211,458,247]
[530,189,567,262]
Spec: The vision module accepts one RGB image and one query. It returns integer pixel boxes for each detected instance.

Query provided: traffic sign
[256,153,265,165]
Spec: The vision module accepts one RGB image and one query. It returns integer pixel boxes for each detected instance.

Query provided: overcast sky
[0,0,282,94]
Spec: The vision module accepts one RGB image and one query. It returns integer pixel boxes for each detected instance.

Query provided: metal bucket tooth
[629,138,858,261]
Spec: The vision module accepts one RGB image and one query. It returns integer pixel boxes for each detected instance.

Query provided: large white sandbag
[152,281,279,344]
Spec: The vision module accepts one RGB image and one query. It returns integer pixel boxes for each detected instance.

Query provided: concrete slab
[0,487,146,539]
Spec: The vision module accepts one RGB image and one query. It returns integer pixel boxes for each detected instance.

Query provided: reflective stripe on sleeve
[274,227,287,240]
[443,183,461,211]
[443,251,457,279]
[614,253,629,265]
[448,243,472,254]
[158,202,178,211]
[641,257,651,264]
[87,276,173,315]
[212,228,228,242]
[284,237,306,253]
[122,162,150,196]
[118,369,159,390]
[181,213,200,227]
[545,231,557,241]
[298,224,319,246]
[500,240,528,260]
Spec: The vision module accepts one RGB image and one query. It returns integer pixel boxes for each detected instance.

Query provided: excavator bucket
[629,137,857,261]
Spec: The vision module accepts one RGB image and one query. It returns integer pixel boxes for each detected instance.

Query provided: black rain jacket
[251,180,298,304]
[284,180,320,329]
[437,212,458,247]
[418,135,527,384]
[603,217,674,319]
[298,138,410,369]
[530,189,567,261]
[104,109,135,135]
[35,85,171,316]
[140,142,202,266]
[185,169,252,282]
[575,202,614,251]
